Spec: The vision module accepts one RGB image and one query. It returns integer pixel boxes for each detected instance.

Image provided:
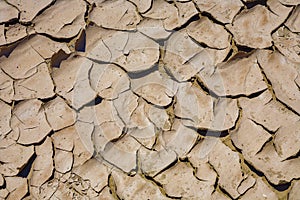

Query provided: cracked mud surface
[0,0,299,199]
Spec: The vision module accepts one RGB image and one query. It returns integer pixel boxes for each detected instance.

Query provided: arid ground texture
[0,0,300,199]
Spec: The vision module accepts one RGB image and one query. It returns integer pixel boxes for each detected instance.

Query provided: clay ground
[0,0,300,199]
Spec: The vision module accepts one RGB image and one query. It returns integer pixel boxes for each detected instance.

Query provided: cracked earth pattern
[0,0,300,199]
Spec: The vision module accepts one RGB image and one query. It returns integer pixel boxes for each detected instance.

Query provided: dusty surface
[0,0,299,199]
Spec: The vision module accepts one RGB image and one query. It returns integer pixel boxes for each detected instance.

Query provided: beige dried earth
[0,0,299,199]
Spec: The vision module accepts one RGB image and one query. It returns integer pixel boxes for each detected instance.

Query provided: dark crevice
[269,181,291,192]
[127,64,158,79]
[242,0,267,9]
[82,95,103,107]
[199,11,224,26]
[284,150,300,161]
[173,14,200,31]
[17,153,36,178]
[186,126,229,137]
[244,159,265,177]
[237,44,255,53]
[75,30,86,52]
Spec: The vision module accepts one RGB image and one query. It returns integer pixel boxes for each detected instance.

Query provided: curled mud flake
[131,70,178,106]
[239,90,300,132]
[289,180,300,200]
[90,63,130,100]
[112,170,170,200]
[245,142,300,185]
[130,0,152,13]
[286,5,300,32]
[240,178,277,200]
[208,139,245,199]
[162,119,198,158]
[7,0,53,23]
[54,149,73,174]
[155,162,215,199]
[73,159,109,192]
[100,135,141,174]
[139,146,177,177]
[194,0,244,24]
[0,100,11,136]
[90,0,141,31]
[52,126,75,151]
[137,18,172,40]
[5,177,28,200]
[0,1,18,23]
[199,51,267,97]
[44,97,76,131]
[14,63,55,100]
[231,116,272,156]
[226,2,292,48]
[33,0,86,38]
[274,122,300,160]
[175,82,239,131]
[238,175,256,195]
[11,99,52,145]
[30,137,53,187]
[258,50,300,115]
[187,16,230,49]
[0,143,34,176]
[272,27,300,64]
[5,24,28,45]
[143,0,198,30]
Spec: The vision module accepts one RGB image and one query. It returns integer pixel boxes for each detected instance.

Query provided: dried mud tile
[0,188,9,199]
[33,0,86,38]
[131,70,178,106]
[28,35,70,59]
[258,50,300,114]
[73,159,109,192]
[0,25,5,46]
[237,175,256,195]
[90,63,130,100]
[146,103,171,130]
[162,120,198,158]
[240,178,277,200]
[231,117,272,156]
[286,5,300,32]
[187,16,230,49]
[208,139,244,198]
[72,134,93,168]
[0,174,3,187]
[90,0,141,31]
[7,0,53,23]
[114,32,159,72]
[0,43,43,80]
[30,178,59,200]
[142,0,198,30]
[130,0,152,13]
[11,99,52,145]
[139,146,177,177]
[5,24,28,44]
[54,149,73,173]
[274,122,300,160]
[112,170,170,200]
[101,135,141,173]
[52,126,75,151]
[30,137,53,187]
[199,51,267,96]
[5,177,28,200]
[272,27,300,64]
[44,96,76,131]
[0,100,11,136]
[175,82,239,131]
[211,191,231,200]
[239,90,300,132]
[74,121,95,157]
[194,0,243,24]
[163,31,216,81]
[137,18,171,40]
[289,180,300,200]
[0,1,19,23]
[245,142,300,184]
[154,162,214,199]
[279,0,300,5]
[14,63,55,100]
[226,2,292,48]
[0,143,34,176]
